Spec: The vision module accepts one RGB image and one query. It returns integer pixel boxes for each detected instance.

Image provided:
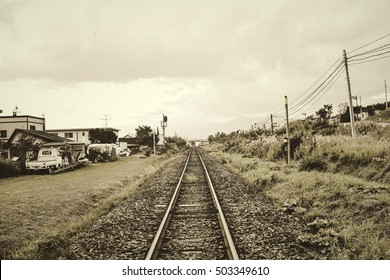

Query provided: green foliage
[89,129,118,144]
[135,125,158,148]
[12,134,41,159]
[139,145,152,157]
[0,158,20,178]
[315,104,333,120]
[299,156,328,172]
[165,135,187,152]
[165,136,187,149]
[10,134,41,173]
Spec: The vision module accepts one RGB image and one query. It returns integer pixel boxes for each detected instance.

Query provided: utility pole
[153,130,156,155]
[161,114,168,148]
[343,50,356,137]
[385,79,388,110]
[284,96,291,165]
[270,114,274,135]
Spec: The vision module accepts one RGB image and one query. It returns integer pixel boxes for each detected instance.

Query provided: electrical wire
[349,43,390,59]
[350,54,390,66]
[349,50,390,63]
[255,34,390,128]
[289,64,345,116]
[287,62,344,113]
[272,57,343,116]
[292,66,345,117]
[347,33,390,54]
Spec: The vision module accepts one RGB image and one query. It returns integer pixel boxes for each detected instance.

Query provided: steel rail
[195,148,240,260]
[145,149,192,260]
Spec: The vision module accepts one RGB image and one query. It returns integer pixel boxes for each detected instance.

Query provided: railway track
[145,148,239,260]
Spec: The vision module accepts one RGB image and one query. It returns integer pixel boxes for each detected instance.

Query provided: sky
[1,0,390,139]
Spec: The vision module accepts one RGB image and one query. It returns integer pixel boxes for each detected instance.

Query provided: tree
[338,102,348,115]
[11,134,41,172]
[316,104,333,121]
[89,129,118,144]
[135,125,158,148]
[166,135,187,149]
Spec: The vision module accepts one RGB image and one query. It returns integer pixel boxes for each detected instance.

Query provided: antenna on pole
[12,105,21,116]
[101,114,112,128]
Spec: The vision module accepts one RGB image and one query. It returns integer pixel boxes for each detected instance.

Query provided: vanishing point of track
[145,148,239,260]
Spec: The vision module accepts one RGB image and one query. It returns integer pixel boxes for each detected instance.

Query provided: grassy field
[0,154,177,259]
[203,144,390,259]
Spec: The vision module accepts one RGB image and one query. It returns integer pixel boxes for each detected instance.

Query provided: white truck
[25,143,75,173]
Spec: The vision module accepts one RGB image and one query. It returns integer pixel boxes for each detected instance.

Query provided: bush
[299,156,327,172]
[139,146,152,157]
[0,159,20,178]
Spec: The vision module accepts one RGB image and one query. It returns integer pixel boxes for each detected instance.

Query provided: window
[42,151,52,155]
[30,125,36,130]
[0,130,7,138]
[65,132,74,138]
[82,132,85,136]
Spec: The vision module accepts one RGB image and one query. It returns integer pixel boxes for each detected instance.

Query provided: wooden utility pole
[153,130,156,155]
[343,50,356,137]
[385,79,388,110]
[270,114,274,135]
[285,96,291,165]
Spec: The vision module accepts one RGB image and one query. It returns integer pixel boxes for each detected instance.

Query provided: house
[0,115,45,142]
[118,135,140,153]
[3,129,71,159]
[46,127,120,145]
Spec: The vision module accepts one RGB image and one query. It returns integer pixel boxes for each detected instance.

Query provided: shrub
[0,159,20,178]
[299,156,327,172]
[139,146,152,157]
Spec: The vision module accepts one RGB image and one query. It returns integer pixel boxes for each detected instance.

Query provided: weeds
[204,144,390,259]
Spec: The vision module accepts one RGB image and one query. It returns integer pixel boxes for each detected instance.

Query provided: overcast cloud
[1,0,390,138]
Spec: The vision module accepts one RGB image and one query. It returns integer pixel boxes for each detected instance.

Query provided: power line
[292,66,345,117]
[272,57,343,116]
[347,33,390,54]
[349,43,390,59]
[255,34,390,129]
[349,49,390,63]
[287,62,345,114]
[350,54,390,66]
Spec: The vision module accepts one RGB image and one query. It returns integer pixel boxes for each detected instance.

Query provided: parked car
[26,144,73,173]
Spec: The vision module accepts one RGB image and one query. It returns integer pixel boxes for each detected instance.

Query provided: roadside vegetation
[208,107,390,184]
[204,144,390,259]
[204,106,390,259]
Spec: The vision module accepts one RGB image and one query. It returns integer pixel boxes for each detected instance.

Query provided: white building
[46,127,120,145]
[0,115,45,142]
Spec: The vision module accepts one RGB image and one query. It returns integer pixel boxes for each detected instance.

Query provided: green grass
[0,154,178,259]
[204,144,390,259]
